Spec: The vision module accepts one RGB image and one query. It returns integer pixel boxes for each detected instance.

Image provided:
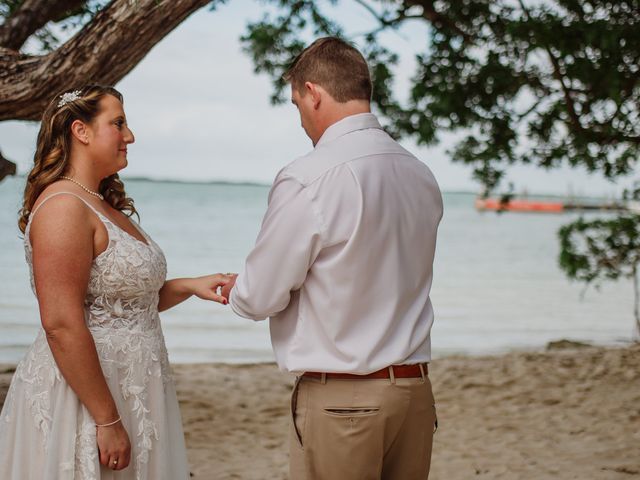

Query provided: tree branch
[353,0,401,28]
[0,0,88,51]
[0,149,16,181]
[404,0,473,43]
[516,0,584,136]
[516,97,543,121]
[351,0,424,38]
[0,0,214,121]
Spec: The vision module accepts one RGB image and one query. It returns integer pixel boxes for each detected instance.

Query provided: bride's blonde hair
[18,85,138,233]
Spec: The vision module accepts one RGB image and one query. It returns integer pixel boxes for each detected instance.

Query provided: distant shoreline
[1,175,617,201]
[122,176,271,188]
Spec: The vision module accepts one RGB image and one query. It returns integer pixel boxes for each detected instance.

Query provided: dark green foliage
[559,214,640,332]
[559,216,640,283]
[240,1,344,104]
[0,0,21,16]
[560,181,640,334]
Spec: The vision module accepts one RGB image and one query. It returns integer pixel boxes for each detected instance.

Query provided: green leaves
[559,214,640,333]
[240,0,343,104]
[0,0,22,17]
[559,216,640,283]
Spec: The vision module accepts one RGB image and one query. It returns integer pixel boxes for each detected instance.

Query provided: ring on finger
[112,459,118,468]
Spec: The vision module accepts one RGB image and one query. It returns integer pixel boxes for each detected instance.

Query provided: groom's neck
[315,100,371,141]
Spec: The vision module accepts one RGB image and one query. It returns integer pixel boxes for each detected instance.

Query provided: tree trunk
[0,0,214,121]
[0,150,16,181]
[634,264,640,340]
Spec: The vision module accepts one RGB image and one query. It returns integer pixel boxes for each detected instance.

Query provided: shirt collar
[315,113,382,147]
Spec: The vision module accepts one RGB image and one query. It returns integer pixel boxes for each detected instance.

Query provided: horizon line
[2,174,618,200]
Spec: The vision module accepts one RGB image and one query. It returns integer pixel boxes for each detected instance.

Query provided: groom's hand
[220,273,238,302]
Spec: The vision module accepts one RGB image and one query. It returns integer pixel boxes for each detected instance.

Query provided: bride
[0,85,230,479]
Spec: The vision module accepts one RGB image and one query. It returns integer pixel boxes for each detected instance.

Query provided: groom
[222,37,442,479]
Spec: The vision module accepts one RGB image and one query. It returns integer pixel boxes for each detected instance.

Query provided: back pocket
[323,407,380,417]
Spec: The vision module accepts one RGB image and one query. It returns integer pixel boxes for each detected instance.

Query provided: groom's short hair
[284,37,372,103]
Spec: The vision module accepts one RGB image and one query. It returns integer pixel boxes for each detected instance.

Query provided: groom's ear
[305,82,322,110]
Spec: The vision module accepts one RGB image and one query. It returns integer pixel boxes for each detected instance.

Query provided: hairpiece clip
[57,90,82,108]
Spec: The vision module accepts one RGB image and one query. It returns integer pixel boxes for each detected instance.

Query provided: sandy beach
[1,342,639,479]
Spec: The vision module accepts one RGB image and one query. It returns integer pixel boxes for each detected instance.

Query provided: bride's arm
[158,274,230,312]
[30,196,131,471]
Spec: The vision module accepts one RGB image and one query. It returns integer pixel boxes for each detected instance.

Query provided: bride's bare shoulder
[31,181,80,213]
[29,186,94,242]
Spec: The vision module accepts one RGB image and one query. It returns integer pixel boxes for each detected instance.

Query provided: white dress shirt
[230,113,443,374]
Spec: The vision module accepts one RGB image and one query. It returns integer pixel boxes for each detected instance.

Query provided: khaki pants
[289,371,437,480]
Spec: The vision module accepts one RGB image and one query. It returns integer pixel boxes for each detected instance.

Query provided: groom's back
[272,114,443,373]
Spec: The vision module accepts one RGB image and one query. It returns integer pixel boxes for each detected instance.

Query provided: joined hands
[220,273,238,304]
[158,273,237,311]
[187,274,235,305]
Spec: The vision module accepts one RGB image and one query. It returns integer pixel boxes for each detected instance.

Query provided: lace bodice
[24,193,167,332]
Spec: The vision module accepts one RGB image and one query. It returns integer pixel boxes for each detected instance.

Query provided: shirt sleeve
[229,172,323,320]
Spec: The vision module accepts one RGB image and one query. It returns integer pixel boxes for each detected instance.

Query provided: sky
[0,1,631,197]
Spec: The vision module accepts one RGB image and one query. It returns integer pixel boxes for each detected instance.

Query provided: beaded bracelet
[96,416,122,428]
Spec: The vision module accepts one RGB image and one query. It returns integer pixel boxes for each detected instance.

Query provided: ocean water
[0,176,635,364]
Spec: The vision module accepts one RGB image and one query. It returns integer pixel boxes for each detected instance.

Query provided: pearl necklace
[59,176,104,200]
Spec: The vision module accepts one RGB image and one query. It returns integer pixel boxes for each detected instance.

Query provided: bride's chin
[105,164,126,178]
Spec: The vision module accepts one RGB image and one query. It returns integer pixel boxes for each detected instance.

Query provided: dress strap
[29,191,105,223]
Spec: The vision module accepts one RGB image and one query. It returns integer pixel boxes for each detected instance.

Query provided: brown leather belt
[303,363,428,380]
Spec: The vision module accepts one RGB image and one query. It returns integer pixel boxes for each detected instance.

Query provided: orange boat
[475,198,564,213]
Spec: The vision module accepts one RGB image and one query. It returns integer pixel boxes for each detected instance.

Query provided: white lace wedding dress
[0,192,190,479]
